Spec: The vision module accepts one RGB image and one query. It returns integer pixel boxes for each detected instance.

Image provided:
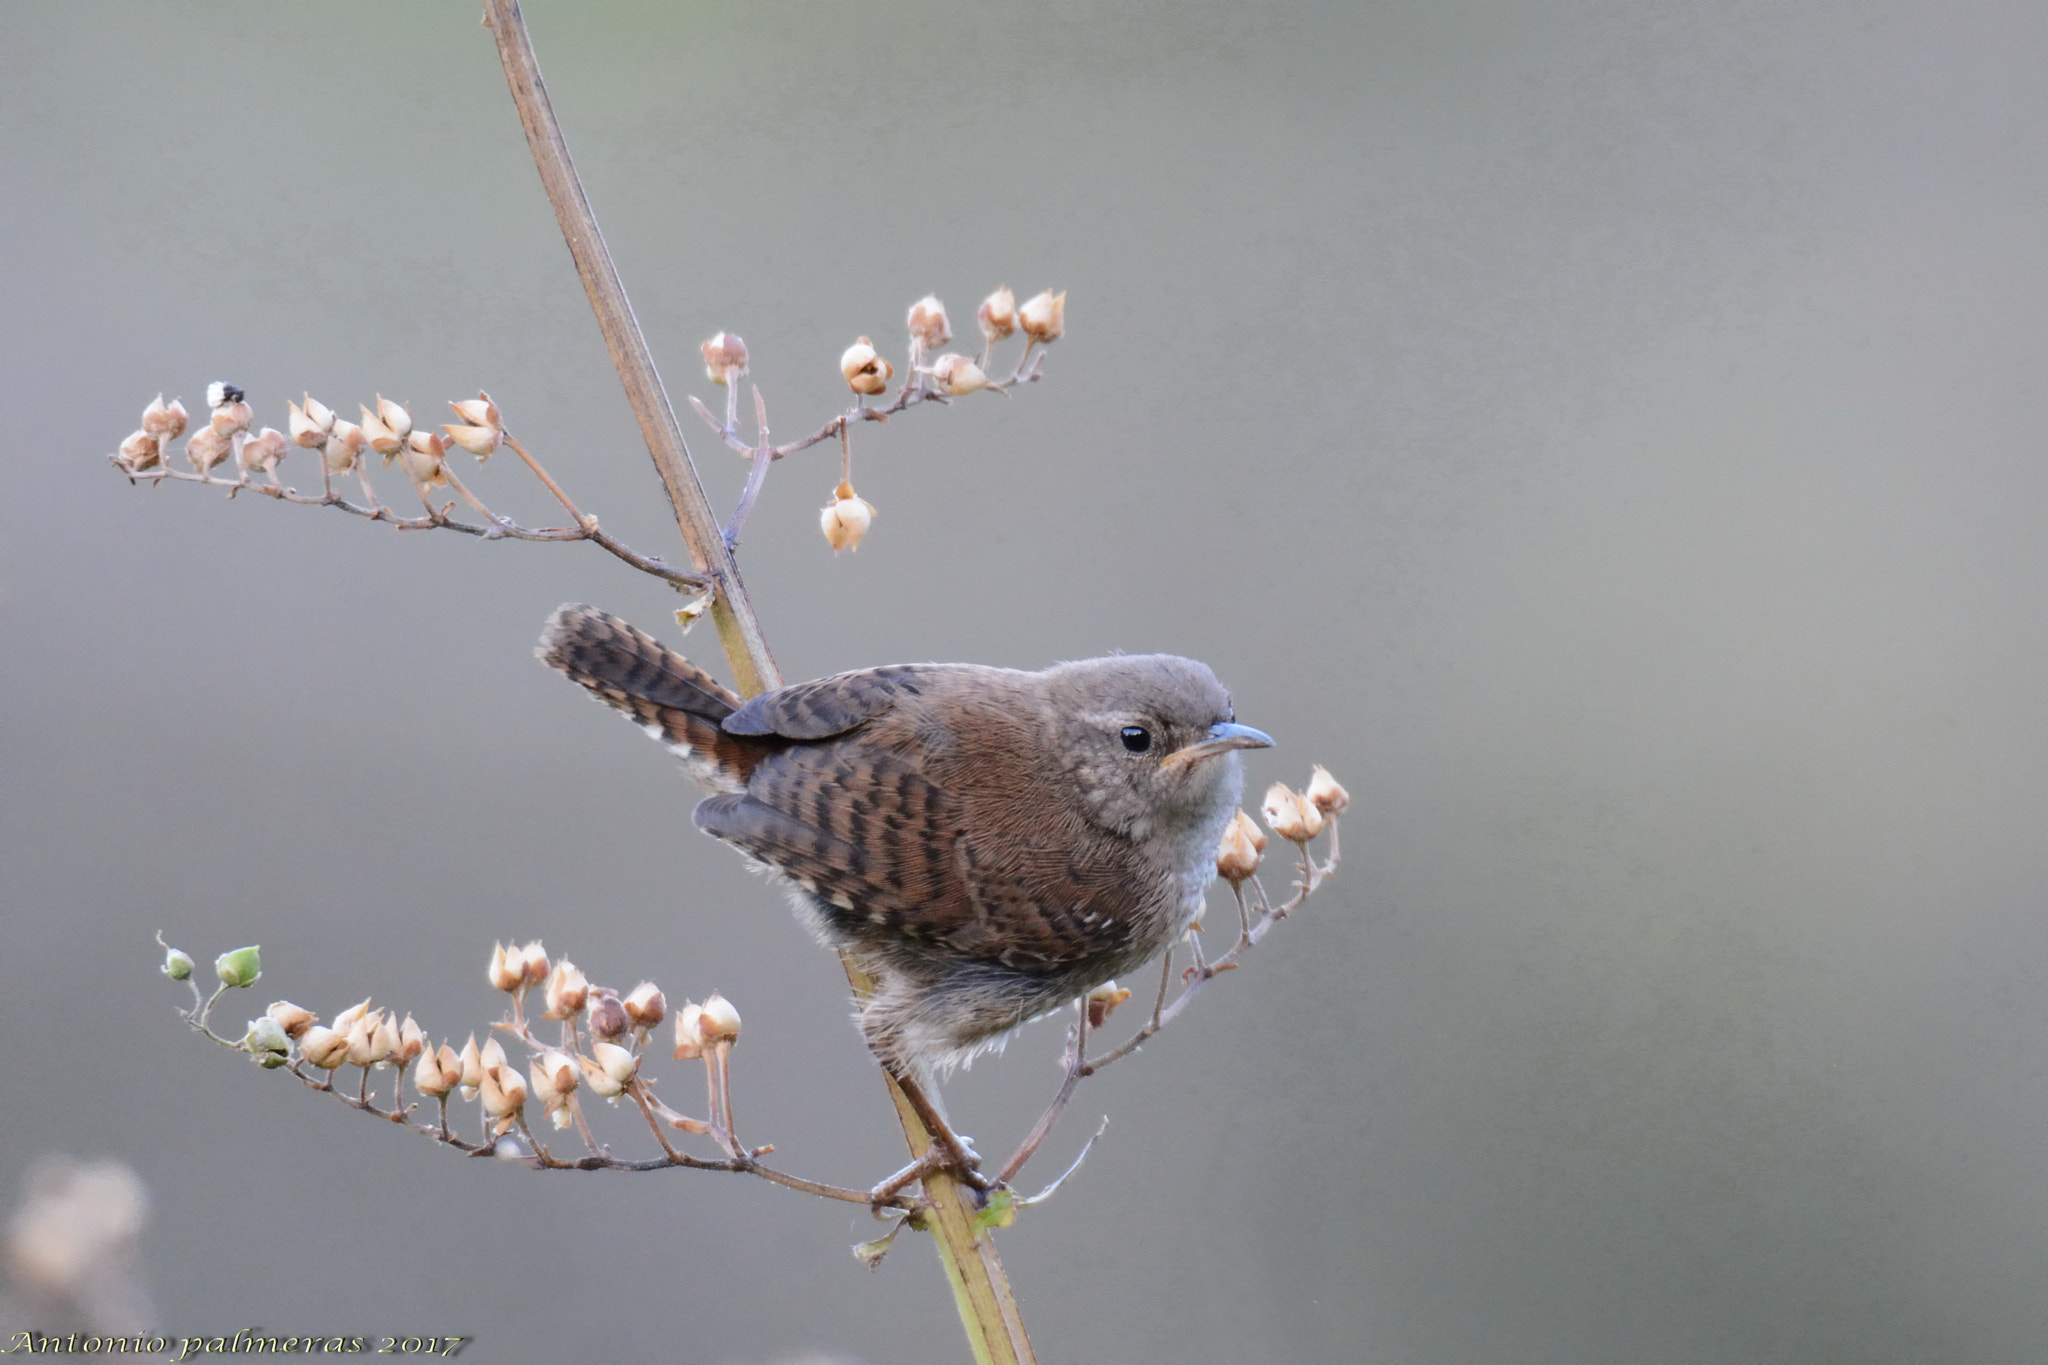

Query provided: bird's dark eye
[1120,725,1152,753]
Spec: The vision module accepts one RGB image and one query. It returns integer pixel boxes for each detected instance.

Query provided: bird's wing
[693,739,1119,973]
[720,665,948,740]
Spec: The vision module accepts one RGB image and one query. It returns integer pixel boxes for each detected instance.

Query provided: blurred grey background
[5,1,2048,1361]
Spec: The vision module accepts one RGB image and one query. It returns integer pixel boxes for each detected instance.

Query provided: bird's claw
[869,1135,991,1206]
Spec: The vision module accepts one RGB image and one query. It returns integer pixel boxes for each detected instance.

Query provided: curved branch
[117,463,708,591]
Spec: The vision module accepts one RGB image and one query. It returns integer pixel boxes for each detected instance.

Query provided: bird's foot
[870,1136,990,1207]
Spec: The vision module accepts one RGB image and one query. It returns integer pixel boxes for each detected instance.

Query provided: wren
[537,603,1272,1080]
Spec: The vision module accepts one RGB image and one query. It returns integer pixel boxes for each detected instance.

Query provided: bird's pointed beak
[1158,721,1275,771]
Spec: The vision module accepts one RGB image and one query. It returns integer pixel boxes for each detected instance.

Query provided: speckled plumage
[537,603,1264,1076]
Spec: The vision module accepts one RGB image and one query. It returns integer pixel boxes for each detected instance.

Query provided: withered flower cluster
[117,384,516,507]
[106,383,722,591]
[114,287,1064,574]
[160,760,1345,1221]
[684,287,1066,557]
[163,931,779,1176]
[115,385,513,511]
[817,288,1063,554]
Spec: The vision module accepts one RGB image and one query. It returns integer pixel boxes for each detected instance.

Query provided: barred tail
[536,603,766,792]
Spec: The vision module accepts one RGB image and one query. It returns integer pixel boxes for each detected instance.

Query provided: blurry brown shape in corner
[2,1156,158,1337]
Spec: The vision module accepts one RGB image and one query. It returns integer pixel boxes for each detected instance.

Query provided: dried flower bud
[416,1044,461,1098]
[449,392,499,429]
[324,420,366,474]
[436,1042,470,1095]
[237,427,288,478]
[331,998,373,1033]
[840,337,893,396]
[622,981,666,1033]
[480,1036,508,1073]
[821,481,873,554]
[1305,764,1349,816]
[594,1041,639,1087]
[542,959,589,1020]
[343,1011,381,1068]
[519,940,550,988]
[114,430,161,474]
[586,988,629,1043]
[489,941,523,993]
[531,1050,578,1102]
[577,1053,622,1099]
[369,1011,402,1066]
[214,945,261,989]
[186,425,233,475]
[1261,782,1301,840]
[244,1015,291,1065]
[442,393,501,459]
[299,1026,351,1070]
[580,1042,638,1098]
[1216,809,1266,884]
[1298,788,1328,839]
[1085,980,1133,1030]
[929,353,989,396]
[375,396,413,442]
[1018,289,1066,343]
[530,1050,579,1129]
[701,331,749,386]
[265,1000,317,1040]
[696,991,741,1046]
[674,1003,705,1060]
[142,394,189,443]
[907,295,951,351]
[287,400,327,449]
[1262,781,1323,843]
[397,429,449,487]
[397,1014,426,1064]
[479,1060,526,1125]
[161,946,194,981]
[978,286,1017,344]
[457,1035,485,1095]
[358,405,400,457]
[442,423,502,458]
[210,398,253,438]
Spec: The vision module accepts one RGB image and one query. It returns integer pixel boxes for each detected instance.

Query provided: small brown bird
[537,604,1272,1082]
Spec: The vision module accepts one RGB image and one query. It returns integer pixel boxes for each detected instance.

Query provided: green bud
[215,945,262,989]
[244,1016,290,1067]
[162,947,195,981]
[244,1015,290,1055]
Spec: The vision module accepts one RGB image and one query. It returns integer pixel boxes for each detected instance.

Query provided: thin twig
[686,355,1043,465]
[118,462,709,591]
[720,387,774,548]
[1017,1116,1109,1207]
[500,433,592,527]
[997,821,1343,1186]
[268,1054,908,1206]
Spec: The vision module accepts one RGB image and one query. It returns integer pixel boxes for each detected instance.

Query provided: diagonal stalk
[483,0,775,698]
[479,5,1033,1361]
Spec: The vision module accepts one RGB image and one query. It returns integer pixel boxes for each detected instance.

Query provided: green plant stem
[480,6,1033,1360]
